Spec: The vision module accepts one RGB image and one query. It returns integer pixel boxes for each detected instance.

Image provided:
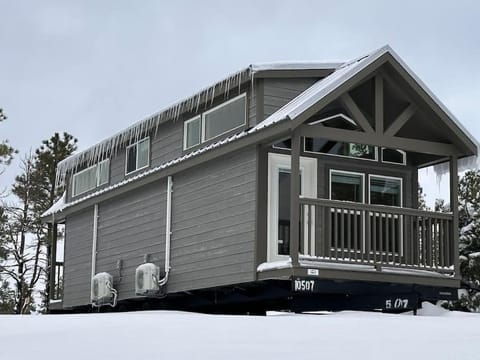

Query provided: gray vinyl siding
[168,147,257,292]
[263,78,319,118]
[96,180,167,301]
[63,208,94,308]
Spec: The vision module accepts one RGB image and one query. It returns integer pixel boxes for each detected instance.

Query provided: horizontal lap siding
[168,148,257,293]
[63,208,94,308]
[263,78,318,118]
[96,180,167,301]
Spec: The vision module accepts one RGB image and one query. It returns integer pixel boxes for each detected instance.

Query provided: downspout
[158,176,172,286]
[90,204,98,299]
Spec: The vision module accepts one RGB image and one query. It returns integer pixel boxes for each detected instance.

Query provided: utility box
[91,272,115,306]
[136,263,160,296]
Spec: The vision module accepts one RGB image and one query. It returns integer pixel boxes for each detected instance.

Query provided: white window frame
[368,174,403,208]
[368,174,404,256]
[72,159,110,197]
[183,115,201,150]
[125,137,150,176]
[267,153,317,262]
[96,159,110,186]
[304,140,378,162]
[201,93,246,143]
[329,169,365,203]
[381,147,407,165]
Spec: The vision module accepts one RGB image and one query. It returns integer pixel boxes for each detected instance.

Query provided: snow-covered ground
[1,303,479,360]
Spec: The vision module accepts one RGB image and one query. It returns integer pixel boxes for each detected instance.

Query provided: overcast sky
[1,0,479,205]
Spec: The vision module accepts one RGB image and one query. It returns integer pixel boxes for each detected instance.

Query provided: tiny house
[43,46,478,313]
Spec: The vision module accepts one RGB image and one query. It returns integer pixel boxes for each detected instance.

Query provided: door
[267,153,317,262]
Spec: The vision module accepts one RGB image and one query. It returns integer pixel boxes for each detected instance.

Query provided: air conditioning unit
[136,263,160,296]
[91,272,116,305]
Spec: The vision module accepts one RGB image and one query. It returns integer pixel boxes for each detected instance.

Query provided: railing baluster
[353,210,358,262]
[334,209,339,260]
[439,219,445,268]
[340,209,345,259]
[347,210,351,260]
[421,217,427,268]
[445,220,451,268]
[371,212,375,264]
[392,214,396,265]
[426,217,433,267]
[305,205,315,256]
[433,218,437,269]
[379,212,383,264]
[326,208,331,259]
[365,211,371,264]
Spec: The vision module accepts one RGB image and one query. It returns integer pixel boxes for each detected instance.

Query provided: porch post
[49,222,58,301]
[290,130,301,266]
[449,156,460,278]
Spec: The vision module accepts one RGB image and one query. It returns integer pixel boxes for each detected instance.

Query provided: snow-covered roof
[55,61,340,185]
[44,45,479,219]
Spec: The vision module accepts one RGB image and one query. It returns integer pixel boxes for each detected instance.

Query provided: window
[381,148,406,165]
[126,138,150,175]
[183,94,246,150]
[330,170,364,203]
[203,94,246,141]
[183,116,201,149]
[305,138,377,160]
[369,175,402,207]
[72,159,110,197]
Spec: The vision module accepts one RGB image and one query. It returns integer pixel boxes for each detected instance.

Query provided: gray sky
[1,0,479,204]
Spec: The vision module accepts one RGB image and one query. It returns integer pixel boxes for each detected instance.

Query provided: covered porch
[258,52,477,284]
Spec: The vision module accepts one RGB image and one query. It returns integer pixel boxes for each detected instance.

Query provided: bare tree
[0,155,47,313]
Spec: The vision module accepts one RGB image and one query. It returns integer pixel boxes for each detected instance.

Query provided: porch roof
[253,45,478,159]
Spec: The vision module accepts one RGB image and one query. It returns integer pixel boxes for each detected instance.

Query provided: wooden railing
[299,197,455,274]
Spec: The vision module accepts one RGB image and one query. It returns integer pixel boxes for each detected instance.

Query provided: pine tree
[0,108,16,172]
[450,170,480,311]
[0,107,16,312]
[32,132,77,310]
[0,155,45,313]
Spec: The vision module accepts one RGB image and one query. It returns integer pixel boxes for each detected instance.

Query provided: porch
[270,120,461,281]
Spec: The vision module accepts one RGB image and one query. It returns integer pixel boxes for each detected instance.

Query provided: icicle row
[55,67,253,188]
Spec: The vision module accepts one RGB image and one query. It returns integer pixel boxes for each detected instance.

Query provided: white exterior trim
[183,115,201,150]
[267,153,317,262]
[72,159,110,197]
[125,137,150,176]
[201,93,247,143]
[90,204,98,301]
[381,147,407,166]
[329,169,365,203]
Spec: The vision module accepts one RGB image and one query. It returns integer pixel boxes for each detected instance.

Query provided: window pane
[73,166,96,196]
[185,117,201,149]
[370,177,401,206]
[126,145,137,174]
[204,95,246,140]
[278,171,291,256]
[331,172,363,202]
[382,148,405,164]
[273,139,291,149]
[97,160,109,186]
[137,139,149,169]
[305,138,376,160]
